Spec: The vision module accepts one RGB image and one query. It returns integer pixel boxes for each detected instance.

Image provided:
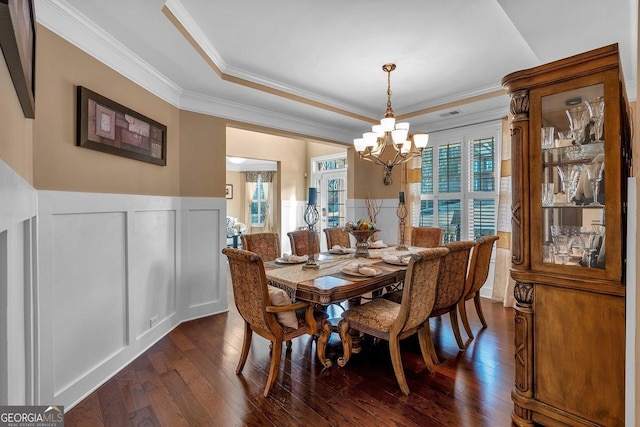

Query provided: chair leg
[417,327,436,374]
[264,338,283,397]
[449,308,466,350]
[458,299,474,340]
[336,319,352,368]
[285,340,292,349]
[474,293,488,328]
[236,322,252,375]
[389,336,410,396]
[424,321,439,364]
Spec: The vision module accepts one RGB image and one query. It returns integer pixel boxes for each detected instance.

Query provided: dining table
[264,246,425,368]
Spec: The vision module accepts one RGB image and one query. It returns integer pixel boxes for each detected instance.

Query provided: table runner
[266,246,417,301]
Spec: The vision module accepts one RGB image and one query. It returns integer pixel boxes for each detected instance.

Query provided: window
[250,175,267,226]
[417,125,499,242]
[326,176,346,227]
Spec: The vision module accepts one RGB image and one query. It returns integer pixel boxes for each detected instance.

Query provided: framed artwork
[226,184,233,199]
[0,0,36,118]
[76,86,167,165]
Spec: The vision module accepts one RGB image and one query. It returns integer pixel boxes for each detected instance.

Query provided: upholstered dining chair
[222,247,318,397]
[241,232,281,262]
[411,226,443,248]
[458,235,499,339]
[384,240,475,360]
[337,247,449,395]
[323,227,351,249]
[287,229,320,256]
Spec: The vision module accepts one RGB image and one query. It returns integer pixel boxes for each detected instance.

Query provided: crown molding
[413,106,508,135]
[180,90,354,143]
[37,0,183,107]
[163,0,375,120]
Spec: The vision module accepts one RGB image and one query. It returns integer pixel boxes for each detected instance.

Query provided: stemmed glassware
[566,106,588,145]
[585,96,605,142]
[583,156,605,206]
[550,225,582,265]
[578,231,600,268]
[556,164,584,205]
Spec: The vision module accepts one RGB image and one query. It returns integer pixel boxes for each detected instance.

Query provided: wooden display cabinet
[502,44,631,426]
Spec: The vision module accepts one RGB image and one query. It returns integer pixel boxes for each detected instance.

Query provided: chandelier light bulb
[353,63,429,185]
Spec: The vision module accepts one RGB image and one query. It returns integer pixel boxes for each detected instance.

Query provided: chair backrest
[323,227,351,248]
[411,227,443,248]
[241,232,281,262]
[464,235,499,298]
[432,240,475,312]
[222,248,270,331]
[287,230,320,256]
[393,247,449,333]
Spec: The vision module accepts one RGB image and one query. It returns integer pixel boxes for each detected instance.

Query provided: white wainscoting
[36,191,227,409]
[0,161,38,405]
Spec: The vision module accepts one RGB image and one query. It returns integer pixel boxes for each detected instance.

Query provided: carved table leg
[336,319,352,367]
[315,316,333,368]
[306,305,332,368]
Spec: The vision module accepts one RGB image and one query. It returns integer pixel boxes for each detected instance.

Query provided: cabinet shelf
[502,44,629,427]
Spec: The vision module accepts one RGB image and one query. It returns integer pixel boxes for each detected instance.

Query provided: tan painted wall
[225,170,245,220]
[180,110,225,197]
[349,147,402,199]
[0,45,33,184]
[306,140,347,162]
[226,127,306,202]
[33,26,182,196]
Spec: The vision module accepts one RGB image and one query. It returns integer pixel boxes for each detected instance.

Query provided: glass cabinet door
[539,83,606,270]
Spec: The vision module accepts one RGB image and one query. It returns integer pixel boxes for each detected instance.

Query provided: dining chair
[241,232,281,262]
[323,227,351,249]
[384,240,475,360]
[287,229,320,256]
[336,247,449,395]
[458,235,499,339]
[411,226,443,248]
[222,247,320,397]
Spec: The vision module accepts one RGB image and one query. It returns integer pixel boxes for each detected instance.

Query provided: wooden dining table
[265,246,421,367]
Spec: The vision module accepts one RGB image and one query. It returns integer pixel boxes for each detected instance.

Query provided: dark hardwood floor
[65,279,515,426]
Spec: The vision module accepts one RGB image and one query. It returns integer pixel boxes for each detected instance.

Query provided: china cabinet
[502,44,631,426]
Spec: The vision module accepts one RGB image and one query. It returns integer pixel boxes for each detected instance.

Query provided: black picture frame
[226,184,233,199]
[0,0,36,118]
[76,86,167,166]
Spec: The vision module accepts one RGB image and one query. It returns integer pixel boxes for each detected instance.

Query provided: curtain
[244,181,255,234]
[491,117,516,307]
[244,171,275,233]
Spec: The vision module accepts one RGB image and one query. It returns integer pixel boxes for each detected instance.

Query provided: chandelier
[353,63,429,185]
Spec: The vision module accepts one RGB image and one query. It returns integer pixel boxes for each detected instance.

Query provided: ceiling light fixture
[354,63,429,185]
[228,157,246,164]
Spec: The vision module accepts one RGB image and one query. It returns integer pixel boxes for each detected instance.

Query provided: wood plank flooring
[65,280,515,426]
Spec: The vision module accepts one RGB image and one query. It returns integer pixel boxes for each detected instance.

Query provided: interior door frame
[310,154,348,252]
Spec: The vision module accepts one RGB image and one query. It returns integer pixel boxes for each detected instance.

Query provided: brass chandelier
[354,63,429,185]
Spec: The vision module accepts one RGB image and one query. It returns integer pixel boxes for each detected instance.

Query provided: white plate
[329,248,355,254]
[369,244,388,249]
[383,257,409,266]
[341,266,381,277]
[275,257,307,264]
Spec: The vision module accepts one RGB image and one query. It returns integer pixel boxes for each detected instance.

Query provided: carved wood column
[511,281,534,426]
[509,90,530,271]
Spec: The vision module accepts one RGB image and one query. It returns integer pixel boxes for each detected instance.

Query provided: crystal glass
[556,164,584,204]
[542,183,555,206]
[541,126,555,149]
[584,157,605,206]
[566,106,588,145]
[585,96,605,142]
[550,225,582,265]
[578,231,600,268]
